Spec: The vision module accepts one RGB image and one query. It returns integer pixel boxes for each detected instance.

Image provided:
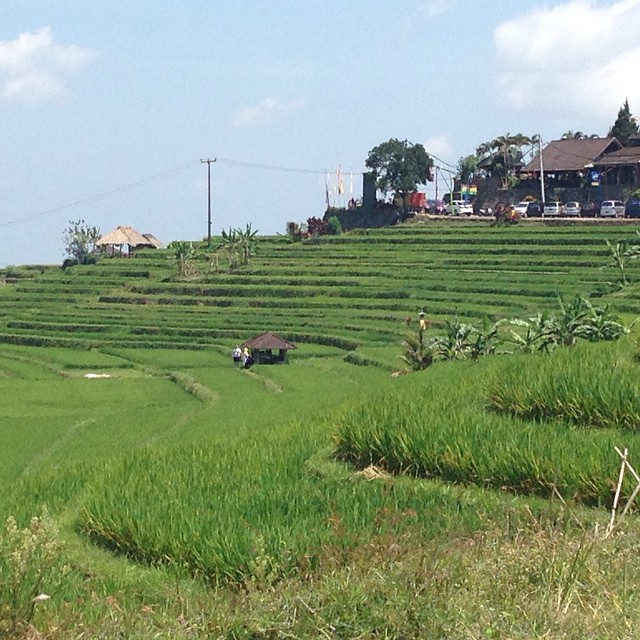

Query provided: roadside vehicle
[514,201,530,216]
[600,200,625,218]
[581,201,600,217]
[446,200,473,215]
[525,202,542,217]
[426,199,446,214]
[542,201,563,217]
[625,198,640,217]
[564,201,581,217]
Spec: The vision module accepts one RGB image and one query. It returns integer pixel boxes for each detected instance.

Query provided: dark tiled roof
[243,332,297,350]
[594,145,640,166]
[524,138,621,172]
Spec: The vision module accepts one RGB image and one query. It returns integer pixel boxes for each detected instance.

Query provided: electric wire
[2,150,455,230]
[0,161,198,229]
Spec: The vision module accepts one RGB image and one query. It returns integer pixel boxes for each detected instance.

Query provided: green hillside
[3,219,640,638]
[3,220,640,355]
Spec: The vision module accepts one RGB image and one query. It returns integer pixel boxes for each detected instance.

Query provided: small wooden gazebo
[242,332,297,364]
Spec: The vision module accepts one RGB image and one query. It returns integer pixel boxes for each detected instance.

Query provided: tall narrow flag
[324,171,331,208]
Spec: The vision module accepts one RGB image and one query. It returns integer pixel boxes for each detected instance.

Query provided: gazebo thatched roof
[242,332,297,350]
[96,226,152,247]
[142,233,164,248]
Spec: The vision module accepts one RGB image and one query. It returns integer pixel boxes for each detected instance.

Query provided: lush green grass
[333,342,640,505]
[4,221,640,637]
[487,340,640,430]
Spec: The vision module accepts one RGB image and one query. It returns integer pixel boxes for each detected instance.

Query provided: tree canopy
[62,219,100,265]
[475,133,537,188]
[365,139,433,199]
[608,98,639,145]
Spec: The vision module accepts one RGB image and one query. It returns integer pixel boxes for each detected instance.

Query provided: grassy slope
[2,220,640,637]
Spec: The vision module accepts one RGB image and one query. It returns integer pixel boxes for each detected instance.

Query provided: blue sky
[2,0,640,266]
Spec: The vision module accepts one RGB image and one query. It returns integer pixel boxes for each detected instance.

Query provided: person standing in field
[418,310,429,331]
[232,345,242,367]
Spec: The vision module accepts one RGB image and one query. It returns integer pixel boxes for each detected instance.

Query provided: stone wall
[324,205,400,230]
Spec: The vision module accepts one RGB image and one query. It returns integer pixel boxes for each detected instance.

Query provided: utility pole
[538,138,546,205]
[200,158,216,246]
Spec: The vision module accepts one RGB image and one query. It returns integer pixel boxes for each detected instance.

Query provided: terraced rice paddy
[2,220,640,355]
[4,219,640,638]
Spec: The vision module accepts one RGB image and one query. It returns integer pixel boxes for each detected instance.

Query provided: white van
[600,200,625,218]
[446,200,473,215]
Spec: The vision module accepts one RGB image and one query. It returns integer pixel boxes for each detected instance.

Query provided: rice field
[3,220,640,353]
[3,219,640,637]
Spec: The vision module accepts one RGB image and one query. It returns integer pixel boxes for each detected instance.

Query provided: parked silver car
[600,200,625,218]
[564,201,581,217]
[542,202,563,217]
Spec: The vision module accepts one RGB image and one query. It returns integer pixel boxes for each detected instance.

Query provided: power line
[216,157,363,175]
[4,152,450,232]
[0,161,199,229]
[430,154,457,170]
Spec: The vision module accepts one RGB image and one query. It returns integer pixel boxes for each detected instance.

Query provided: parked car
[542,201,563,217]
[514,201,530,216]
[426,199,446,214]
[525,202,543,217]
[564,201,581,217]
[446,200,473,215]
[600,200,625,218]
[581,201,600,217]
[625,198,640,218]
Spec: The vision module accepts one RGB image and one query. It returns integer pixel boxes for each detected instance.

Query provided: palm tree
[489,133,531,188]
[561,131,600,140]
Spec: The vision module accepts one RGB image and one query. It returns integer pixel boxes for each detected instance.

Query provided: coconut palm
[476,133,533,187]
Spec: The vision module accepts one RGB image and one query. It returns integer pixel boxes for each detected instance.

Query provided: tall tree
[62,219,100,265]
[608,98,639,145]
[561,131,600,139]
[365,139,434,205]
[456,154,478,183]
[475,133,532,188]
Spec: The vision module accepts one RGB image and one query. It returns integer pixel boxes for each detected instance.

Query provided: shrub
[486,342,640,430]
[326,215,342,235]
[0,509,66,637]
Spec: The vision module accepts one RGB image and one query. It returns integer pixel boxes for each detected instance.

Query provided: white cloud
[0,26,94,101]
[231,96,307,128]
[419,0,456,19]
[423,134,452,159]
[493,0,640,121]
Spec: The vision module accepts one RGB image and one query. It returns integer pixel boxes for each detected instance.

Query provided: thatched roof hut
[242,332,297,364]
[142,233,164,249]
[96,226,160,255]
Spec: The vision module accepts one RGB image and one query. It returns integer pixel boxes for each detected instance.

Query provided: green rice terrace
[3,220,640,638]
